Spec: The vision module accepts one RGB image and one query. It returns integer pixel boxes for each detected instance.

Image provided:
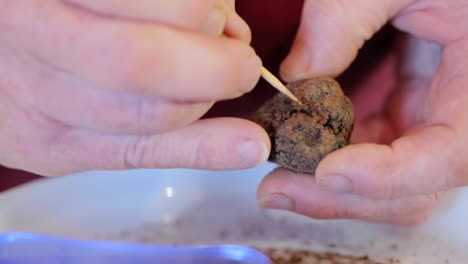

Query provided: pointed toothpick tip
[260,66,303,105]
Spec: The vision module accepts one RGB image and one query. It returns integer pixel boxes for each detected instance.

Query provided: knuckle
[135,98,165,134]
[124,132,221,170]
[192,133,215,168]
[123,136,150,169]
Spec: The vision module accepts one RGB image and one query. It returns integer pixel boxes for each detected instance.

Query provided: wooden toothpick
[260,67,302,105]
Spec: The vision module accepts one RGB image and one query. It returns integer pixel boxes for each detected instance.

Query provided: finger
[24,2,262,101]
[314,124,459,200]
[64,0,251,41]
[280,0,411,81]
[257,169,440,225]
[64,0,227,36]
[392,0,468,45]
[32,70,213,134]
[20,118,270,176]
[223,2,252,43]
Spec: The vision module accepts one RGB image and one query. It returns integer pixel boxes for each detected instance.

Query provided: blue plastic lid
[0,232,271,264]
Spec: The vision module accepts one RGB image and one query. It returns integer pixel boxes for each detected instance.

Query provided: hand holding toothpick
[221,33,301,104]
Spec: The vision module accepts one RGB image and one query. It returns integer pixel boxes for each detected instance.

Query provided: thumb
[280,0,412,81]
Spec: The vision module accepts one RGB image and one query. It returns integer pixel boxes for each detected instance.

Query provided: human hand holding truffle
[257,0,468,225]
[0,0,269,175]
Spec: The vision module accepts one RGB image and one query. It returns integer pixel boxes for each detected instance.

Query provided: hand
[0,0,270,176]
[257,0,468,225]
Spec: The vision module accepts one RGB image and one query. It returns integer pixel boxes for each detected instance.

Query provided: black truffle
[250,78,354,174]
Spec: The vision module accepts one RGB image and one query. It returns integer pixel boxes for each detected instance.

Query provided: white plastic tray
[0,163,467,263]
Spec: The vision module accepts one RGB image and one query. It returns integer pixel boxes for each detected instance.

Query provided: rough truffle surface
[250,78,354,174]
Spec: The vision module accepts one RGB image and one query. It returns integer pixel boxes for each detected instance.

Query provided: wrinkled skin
[0,0,270,176]
[257,0,468,225]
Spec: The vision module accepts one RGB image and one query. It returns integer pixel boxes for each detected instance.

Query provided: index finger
[63,0,251,41]
[63,0,224,31]
[22,1,262,101]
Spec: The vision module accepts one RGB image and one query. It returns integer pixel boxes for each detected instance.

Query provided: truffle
[250,78,354,174]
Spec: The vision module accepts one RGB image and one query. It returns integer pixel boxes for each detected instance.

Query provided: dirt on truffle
[250,78,354,174]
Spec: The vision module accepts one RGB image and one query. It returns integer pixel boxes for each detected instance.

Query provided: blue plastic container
[0,232,271,264]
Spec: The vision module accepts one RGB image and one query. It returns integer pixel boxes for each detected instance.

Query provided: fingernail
[201,8,227,36]
[280,41,311,81]
[318,175,353,193]
[241,53,262,92]
[237,140,269,167]
[258,193,295,211]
